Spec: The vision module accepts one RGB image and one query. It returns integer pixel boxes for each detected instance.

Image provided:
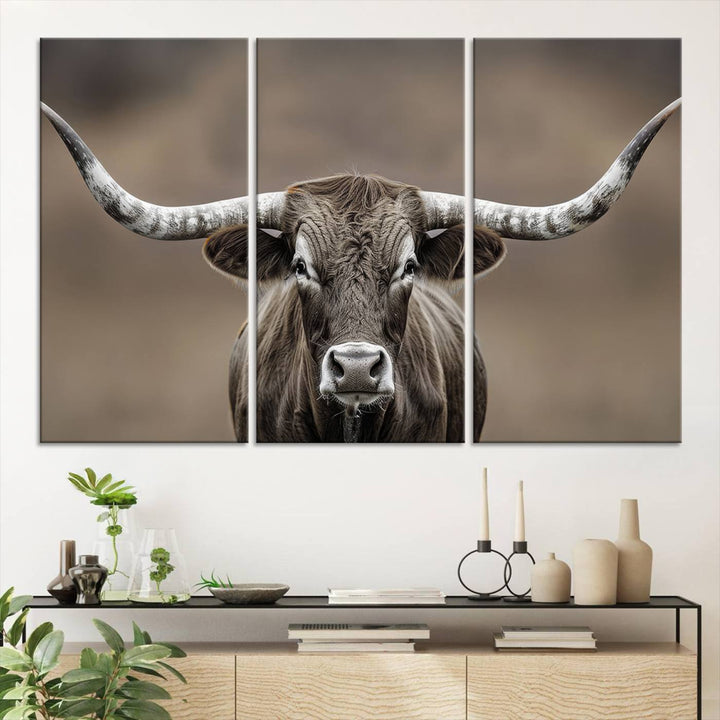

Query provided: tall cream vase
[573,539,618,605]
[616,498,653,603]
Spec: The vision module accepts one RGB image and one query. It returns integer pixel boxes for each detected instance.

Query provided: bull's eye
[295,259,308,278]
[403,259,416,278]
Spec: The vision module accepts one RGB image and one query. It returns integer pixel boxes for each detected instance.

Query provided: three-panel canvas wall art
[41,39,680,443]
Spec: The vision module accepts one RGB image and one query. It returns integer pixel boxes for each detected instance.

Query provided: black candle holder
[503,541,536,603]
[457,540,535,601]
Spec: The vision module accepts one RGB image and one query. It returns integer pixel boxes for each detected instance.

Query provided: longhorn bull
[41,99,680,442]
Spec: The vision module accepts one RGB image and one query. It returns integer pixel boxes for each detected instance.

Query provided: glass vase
[93,506,136,601]
[128,528,191,605]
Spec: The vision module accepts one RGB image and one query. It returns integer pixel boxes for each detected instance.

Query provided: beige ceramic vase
[615,499,652,603]
[531,552,571,603]
[573,539,618,605]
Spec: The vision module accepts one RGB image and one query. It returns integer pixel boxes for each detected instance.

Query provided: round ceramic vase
[573,539,618,605]
[615,499,652,603]
[531,552,571,603]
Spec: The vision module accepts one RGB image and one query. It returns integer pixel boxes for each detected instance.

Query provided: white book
[501,626,594,640]
[328,588,445,597]
[328,596,446,605]
[494,633,596,649]
[289,623,430,640]
[298,641,415,653]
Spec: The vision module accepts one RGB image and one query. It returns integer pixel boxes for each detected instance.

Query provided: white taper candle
[480,467,490,541]
[515,480,526,542]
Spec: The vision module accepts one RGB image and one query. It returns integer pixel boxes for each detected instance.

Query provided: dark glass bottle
[69,554,108,605]
[47,540,77,605]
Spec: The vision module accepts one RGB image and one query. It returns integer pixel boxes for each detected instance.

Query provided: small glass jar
[128,528,191,605]
[93,506,136,601]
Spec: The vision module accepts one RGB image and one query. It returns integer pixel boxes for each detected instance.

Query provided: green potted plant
[0,586,186,719]
[68,468,137,601]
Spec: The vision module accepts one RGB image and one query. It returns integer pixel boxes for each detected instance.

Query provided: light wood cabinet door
[467,645,696,720]
[236,654,466,720]
[57,652,235,720]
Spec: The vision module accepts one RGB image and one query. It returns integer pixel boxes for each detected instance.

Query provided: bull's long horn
[41,103,285,238]
[421,98,680,240]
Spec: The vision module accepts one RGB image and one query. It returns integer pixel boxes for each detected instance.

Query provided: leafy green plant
[195,571,234,591]
[149,549,177,605]
[0,586,186,720]
[67,468,137,580]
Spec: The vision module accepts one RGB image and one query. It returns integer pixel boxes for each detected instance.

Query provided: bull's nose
[319,342,394,400]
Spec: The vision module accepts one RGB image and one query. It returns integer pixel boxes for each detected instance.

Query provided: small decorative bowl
[209,583,290,605]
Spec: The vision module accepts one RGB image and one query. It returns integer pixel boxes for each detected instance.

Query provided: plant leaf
[121,645,171,667]
[54,677,107,698]
[61,668,106,684]
[116,699,171,720]
[132,622,145,648]
[129,665,165,680]
[80,647,98,670]
[25,621,53,658]
[85,468,97,486]
[157,660,187,685]
[32,630,64,677]
[6,609,28,646]
[2,685,38,701]
[118,681,171,700]
[96,652,115,675]
[53,697,105,718]
[0,648,32,672]
[3,704,38,720]
[0,588,13,627]
[67,476,91,496]
[93,619,125,654]
[7,596,31,617]
[95,474,113,492]
[0,674,22,694]
[154,642,186,659]
[101,482,126,498]
[67,472,88,485]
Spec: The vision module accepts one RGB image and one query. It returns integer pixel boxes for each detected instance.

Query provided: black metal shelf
[27,594,699,610]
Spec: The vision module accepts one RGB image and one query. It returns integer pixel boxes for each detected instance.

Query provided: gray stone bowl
[209,583,290,605]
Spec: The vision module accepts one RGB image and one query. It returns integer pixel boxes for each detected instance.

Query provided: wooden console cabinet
[58,641,696,720]
[36,595,700,719]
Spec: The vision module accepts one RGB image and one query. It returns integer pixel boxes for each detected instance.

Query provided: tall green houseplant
[0,587,186,720]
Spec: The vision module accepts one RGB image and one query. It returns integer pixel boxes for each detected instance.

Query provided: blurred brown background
[41,40,247,442]
[474,40,680,442]
[258,40,463,194]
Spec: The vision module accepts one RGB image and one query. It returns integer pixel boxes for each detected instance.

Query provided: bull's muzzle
[319,342,394,407]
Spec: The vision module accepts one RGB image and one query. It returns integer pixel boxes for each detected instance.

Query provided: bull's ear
[204,225,248,281]
[473,226,507,278]
[417,225,506,281]
[203,225,293,284]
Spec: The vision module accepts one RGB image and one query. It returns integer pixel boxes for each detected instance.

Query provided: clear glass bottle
[93,506,136,601]
[128,528,191,605]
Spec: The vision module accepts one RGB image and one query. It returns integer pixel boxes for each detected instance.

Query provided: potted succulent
[68,468,137,601]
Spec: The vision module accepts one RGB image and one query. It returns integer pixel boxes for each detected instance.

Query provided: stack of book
[493,626,597,652]
[289,623,430,653]
[327,588,446,605]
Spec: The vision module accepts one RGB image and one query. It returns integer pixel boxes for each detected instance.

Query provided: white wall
[1,1,718,717]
